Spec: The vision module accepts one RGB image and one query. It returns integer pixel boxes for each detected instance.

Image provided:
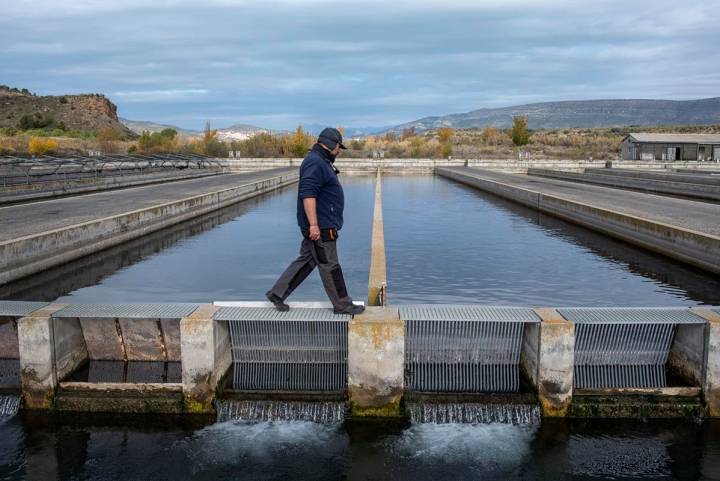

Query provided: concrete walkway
[455,168,720,237]
[0,168,294,242]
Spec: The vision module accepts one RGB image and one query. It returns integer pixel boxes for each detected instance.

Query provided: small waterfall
[0,394,21,417]
[216,400,345,424]
[407,402,540,425]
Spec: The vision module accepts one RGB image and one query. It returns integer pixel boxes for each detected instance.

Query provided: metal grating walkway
[400,305,540,322]
[215,306,348,392]
[558,307,706,324]
[0,301,49,317]
[559,307,705,389]
[215,306,350,322]
[52,303,199,319]
[401,306,539,393]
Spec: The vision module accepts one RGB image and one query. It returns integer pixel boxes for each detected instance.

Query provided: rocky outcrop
[0,86,133,135]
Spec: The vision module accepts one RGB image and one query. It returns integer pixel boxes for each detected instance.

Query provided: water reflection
[383,176,720,306]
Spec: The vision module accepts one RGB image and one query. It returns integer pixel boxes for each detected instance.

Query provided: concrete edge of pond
[0,169,225,206]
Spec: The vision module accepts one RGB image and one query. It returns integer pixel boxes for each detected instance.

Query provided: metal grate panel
[403,305,532,393]
[400,305,540,322]
[52,303,199,319]
[0,301,49,317]
[558,307,705,324]
[215,306,349,321]
[570,311,682,389]
[222,307,348,392]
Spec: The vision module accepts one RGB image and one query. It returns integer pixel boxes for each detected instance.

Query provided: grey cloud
[0,0,718,130]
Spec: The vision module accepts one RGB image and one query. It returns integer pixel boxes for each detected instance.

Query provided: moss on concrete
[570,394,703,418]
[184,396,215,414]
[350,399,402,418]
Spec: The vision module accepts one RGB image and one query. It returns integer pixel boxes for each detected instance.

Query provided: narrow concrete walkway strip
[367,170,387,306]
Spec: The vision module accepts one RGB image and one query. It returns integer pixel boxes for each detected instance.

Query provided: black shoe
[266,291,289,312]
[334,304,365,315]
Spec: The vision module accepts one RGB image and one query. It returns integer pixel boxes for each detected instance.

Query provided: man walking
[266,127,365,315]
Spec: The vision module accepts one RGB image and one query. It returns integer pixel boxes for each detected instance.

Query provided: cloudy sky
[1,0,718,130]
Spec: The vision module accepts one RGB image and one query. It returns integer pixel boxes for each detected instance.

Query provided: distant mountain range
[120,119,282,141]
[119,118,201,139]
[301,124,388,138]
[384,98,720,134]
[121,97,720,141]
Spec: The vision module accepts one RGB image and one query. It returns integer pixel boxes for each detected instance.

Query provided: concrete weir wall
[6,301,720,418]
[436,167,720,275]
[0,170,298,285]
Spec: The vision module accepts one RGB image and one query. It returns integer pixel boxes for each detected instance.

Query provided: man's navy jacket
[296,144,345,231]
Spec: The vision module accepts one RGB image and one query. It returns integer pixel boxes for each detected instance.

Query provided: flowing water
[0,395,20,417]
[215,400,345,423]
[406,402,541,425]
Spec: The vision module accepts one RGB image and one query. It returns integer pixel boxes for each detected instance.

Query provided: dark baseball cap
[318,127,347,150]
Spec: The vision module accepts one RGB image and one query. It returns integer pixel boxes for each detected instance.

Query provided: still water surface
[1,415,720,480]
[383,176,720,305]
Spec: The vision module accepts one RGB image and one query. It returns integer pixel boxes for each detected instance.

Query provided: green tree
[511,116,530,146]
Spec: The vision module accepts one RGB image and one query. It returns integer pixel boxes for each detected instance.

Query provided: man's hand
[303,197,321,240]
[309,225,321,241]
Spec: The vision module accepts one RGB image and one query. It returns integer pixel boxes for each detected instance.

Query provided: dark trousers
[269,236,353,310]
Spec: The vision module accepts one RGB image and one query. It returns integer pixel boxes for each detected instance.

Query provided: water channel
[1,174,718,305]
[2,173,720,480]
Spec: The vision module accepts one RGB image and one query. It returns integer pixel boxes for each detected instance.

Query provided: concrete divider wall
[0,169,225,205]
[528,168,720,201]
[0,171,298,285]
[584,168,720,186]
[437,168,720,275]
[367,171,387,306]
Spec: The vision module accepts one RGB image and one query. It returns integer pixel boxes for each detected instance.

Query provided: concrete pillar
[348,307,403,417]
[533,308,575,417]
[17,304,60,409]
[180,304,231,413]
[692,308,720,417]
